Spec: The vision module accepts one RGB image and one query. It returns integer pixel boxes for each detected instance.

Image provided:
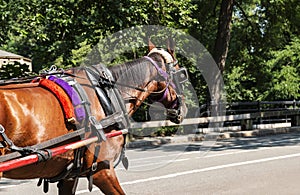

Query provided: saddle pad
[48,76,86,122]
[39,79,76,123]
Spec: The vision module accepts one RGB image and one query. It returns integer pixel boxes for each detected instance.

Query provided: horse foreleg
[58,178,78,195]
[93,168,125,195]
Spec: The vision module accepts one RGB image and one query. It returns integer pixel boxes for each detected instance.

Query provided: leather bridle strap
[143,56,179,109]
[143,56,169,81]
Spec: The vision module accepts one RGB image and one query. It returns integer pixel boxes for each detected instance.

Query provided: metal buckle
[91,162,98,171]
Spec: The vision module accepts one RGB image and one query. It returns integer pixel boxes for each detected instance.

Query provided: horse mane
[108,57,157,89]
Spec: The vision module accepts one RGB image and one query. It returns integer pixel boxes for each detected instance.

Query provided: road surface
[1,132,300,194]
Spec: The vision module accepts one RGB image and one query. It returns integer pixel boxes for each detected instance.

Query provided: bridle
[143,48,188,122]
[145,49,188,99]
[143,55,178,108]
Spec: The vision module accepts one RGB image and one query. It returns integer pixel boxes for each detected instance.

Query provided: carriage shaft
[0,129,128,172]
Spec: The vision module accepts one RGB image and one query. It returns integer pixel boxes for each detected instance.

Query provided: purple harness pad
[73,107,86,121]
[48,75,86,121]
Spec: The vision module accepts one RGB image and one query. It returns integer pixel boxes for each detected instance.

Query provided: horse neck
[108,58,159,115]
[108,58,157,90]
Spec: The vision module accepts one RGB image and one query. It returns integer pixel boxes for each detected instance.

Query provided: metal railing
[131,101,300,133]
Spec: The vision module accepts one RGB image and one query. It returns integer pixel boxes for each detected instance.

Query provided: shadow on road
[128,132,300,153]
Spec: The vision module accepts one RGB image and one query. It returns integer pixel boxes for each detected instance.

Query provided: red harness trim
[39,79,76,123]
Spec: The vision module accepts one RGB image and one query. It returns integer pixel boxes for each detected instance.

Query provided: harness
[0,49,188,193]
[0,64,130,193]
[46,65,130,193]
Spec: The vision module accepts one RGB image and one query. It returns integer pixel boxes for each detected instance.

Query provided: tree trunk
[213,0,234,73]
[209,0,234,121]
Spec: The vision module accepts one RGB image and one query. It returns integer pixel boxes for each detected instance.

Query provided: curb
[221,126,300,139]
[126,126,300,148]
[190,126,300,141]
[126,136,189,148]
[126,138,170,148]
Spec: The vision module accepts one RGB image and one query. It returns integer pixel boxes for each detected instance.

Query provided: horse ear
[148,38,156,51]
[167,38,175,55]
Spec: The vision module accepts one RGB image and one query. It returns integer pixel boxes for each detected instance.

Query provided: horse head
[146,38,188,124]
[109,38,188,124]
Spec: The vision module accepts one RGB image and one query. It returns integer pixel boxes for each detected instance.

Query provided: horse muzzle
[166,109,184,124]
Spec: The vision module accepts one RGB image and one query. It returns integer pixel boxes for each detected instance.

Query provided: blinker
[171,68,188,84]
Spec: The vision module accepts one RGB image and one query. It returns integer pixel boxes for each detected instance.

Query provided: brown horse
[0,40,186,194]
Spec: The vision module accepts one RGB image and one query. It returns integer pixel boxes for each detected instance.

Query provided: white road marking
[120,152,300,185]
[76,151,300,194]
[4,136,300,194]
[115,137,300,172]
[202,147,271,158]
[127,136,300,162]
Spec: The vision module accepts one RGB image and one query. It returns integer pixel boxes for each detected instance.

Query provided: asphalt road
[1,132,300,194]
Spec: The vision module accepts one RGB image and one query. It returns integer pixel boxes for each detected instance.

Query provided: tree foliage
[0,0,299,103]
[0,62,31,79]
[263,37,300,100]
[225,0,300,101]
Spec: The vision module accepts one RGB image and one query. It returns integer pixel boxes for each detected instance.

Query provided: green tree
[263,37,300,100]
[1,0,198,72]
[1,0,300,105]
[0,62,31,79]
[224,0,300,101]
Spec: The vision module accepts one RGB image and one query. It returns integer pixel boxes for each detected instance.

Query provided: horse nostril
[170,114,183,124]
[177,115,183,123]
